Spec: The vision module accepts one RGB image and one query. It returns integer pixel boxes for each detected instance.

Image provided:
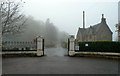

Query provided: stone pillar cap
[69,35,74,38]
[37,35,43,38]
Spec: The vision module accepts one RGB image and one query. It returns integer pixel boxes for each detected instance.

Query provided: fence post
[68,35,75,56]
[37,36,44,56]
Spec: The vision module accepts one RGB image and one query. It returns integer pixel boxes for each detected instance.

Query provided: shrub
[77,41,120,53]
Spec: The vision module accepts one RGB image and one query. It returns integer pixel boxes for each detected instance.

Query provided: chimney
[102,14,104,18]
[83,11,85,29]
[101,14,106,23]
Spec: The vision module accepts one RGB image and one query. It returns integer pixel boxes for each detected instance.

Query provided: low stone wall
[2,35,44,57]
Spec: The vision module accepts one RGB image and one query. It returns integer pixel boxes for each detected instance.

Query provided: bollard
[68,35,75,56]
[37,36,44,56]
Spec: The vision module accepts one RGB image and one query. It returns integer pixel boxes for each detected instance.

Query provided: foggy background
[1,0,119,75]
[3,16,69,47]
[3,0,119,44]
[22,0,119,41]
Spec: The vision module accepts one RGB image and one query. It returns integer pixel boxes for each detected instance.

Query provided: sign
[75,46,79,50]
[85,44,88,46]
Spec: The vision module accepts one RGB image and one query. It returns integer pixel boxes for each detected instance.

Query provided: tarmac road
[2,46,119,74]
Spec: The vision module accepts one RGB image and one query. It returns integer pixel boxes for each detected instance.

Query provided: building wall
[96,24,112,41]
[87,28,94,41]
[76,29,82,41]
[76,25,112,41]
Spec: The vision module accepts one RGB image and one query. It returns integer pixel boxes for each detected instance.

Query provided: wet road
[44,46,68,56]
[2,46,119,74]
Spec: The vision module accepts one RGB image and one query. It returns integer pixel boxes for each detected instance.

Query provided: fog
[22,0,119,41]
[3,0,119,43]
[3,16,69,47]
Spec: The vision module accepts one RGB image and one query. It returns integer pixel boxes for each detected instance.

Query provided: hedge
[76,41,120,53]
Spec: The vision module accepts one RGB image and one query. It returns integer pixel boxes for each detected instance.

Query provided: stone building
[76,12,113,41]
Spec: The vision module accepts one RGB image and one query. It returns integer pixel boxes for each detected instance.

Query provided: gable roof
[92,18,112,34]
[77,15,112,40]
[77,28,89,41]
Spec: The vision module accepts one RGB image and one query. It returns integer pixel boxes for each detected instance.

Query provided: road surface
[2,46,119,74]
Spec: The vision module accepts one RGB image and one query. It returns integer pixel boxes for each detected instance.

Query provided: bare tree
[0,0,26,36]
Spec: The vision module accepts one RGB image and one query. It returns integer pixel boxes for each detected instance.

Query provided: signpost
[75,46,79,51]
[85,44,88,46]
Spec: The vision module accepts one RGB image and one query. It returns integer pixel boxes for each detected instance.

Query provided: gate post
[68,35,75,56]
[36,36,44,56]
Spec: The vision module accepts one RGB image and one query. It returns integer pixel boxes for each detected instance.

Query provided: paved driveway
[2,46,119,74]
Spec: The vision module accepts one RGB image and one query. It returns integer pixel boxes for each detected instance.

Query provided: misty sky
[22,0,119,40]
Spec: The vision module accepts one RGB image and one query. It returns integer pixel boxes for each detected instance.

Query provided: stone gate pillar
[68,35,75,56]
[37,36,44,56]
